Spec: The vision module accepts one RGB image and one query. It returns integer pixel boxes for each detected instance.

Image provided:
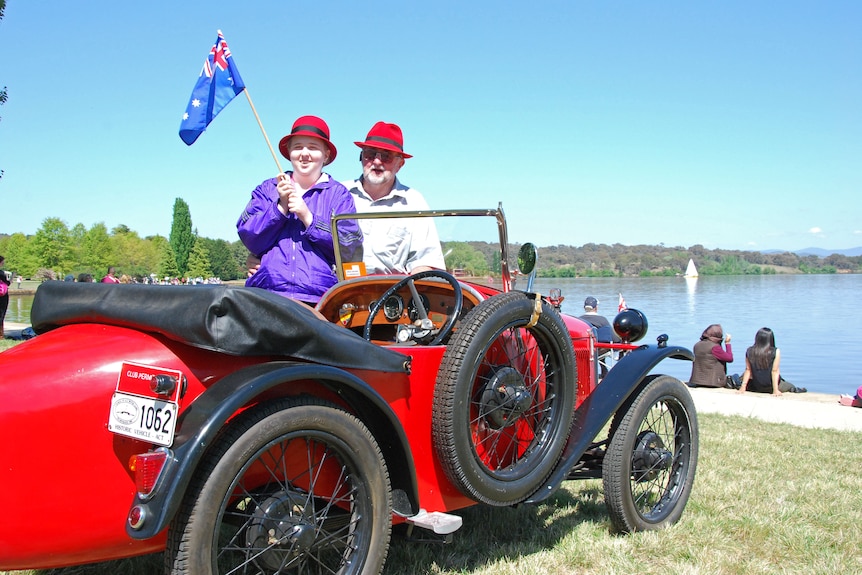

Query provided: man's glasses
[361,148,398,163]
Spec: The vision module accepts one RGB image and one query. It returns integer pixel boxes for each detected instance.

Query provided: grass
[2,412,860,575]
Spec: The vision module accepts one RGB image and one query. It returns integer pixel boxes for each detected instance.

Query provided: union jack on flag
[618,293,627,313]
[179,31,246,145]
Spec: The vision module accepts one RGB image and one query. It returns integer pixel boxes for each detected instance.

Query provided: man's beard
[364,169,391,186]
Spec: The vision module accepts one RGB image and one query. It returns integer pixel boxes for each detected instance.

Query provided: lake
[532,274,861,396]
[5,274,860,395]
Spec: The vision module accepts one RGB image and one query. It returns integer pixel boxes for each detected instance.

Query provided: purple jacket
[237,173,362,303]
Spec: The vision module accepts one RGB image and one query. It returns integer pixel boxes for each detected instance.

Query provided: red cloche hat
[278,115,337,165]
[353,121,412,158]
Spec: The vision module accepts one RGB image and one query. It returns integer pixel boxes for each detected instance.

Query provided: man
[578,296,620,343]
[344,121,445,275]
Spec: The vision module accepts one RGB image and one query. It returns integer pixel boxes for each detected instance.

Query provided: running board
[405,509,463,535]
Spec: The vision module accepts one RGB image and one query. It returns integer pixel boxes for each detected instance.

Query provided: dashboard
[316,275,486,345]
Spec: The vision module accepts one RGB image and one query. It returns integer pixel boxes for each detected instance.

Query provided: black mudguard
[127,361,418,539]
[525,343,693,504]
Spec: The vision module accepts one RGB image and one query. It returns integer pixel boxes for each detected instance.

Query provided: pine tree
[186,238,213,279]
[169,198,194,276]
[158,241,181,281]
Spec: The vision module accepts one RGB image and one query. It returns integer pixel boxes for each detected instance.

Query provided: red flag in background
[618,293,627,313]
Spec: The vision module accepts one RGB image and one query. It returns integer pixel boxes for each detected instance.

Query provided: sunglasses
[361,148,399,163]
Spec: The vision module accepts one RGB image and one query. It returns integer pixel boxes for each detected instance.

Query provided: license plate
[107,362,183,446]
[108,392,178,446]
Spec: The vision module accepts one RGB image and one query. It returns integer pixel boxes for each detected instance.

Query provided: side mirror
[517,243,538,292]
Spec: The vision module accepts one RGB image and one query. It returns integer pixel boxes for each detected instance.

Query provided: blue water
[532,275,862,397]
[7,275,861,395]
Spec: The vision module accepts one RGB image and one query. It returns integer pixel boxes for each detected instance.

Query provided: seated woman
[738,327,806,395]
[688,324,733,388]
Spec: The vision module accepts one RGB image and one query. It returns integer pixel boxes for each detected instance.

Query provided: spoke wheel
[603,375,698,533]
[166,397,391,575]
[432,292,577,505]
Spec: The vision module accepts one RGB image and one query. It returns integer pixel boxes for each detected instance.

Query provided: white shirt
[346,178,446,274]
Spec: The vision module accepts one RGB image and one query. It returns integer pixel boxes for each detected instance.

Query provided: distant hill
[762,247,862,257]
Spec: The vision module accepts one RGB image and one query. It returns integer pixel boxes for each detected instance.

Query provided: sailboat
[684,258,699,278]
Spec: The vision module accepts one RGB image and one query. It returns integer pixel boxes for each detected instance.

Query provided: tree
[198,237,240,280]
[111,227,160,278]
[169,198,194,276]
[231,241,252,280]
[0,232,37,278]
[33,218,72,273]
[67,223,87,272]
[186,238,213,279]
[82,222,113,275]
[443,242,490,276]
[158,240,180,280]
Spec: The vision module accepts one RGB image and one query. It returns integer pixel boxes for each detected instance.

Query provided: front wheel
[602,375,698,533]
[166,397,392,575]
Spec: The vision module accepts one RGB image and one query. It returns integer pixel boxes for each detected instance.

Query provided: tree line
[0,199,248,282]
[447,241,860,278]
[533,242,860,277]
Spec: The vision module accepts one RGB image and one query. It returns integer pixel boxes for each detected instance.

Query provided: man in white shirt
[344,122,445,275]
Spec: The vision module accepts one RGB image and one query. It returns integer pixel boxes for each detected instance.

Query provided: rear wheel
[166,397,392,575]
[603,375,698,533]
[432,292,577,506]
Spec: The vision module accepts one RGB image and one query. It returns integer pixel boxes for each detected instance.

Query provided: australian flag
[179,31,246,145]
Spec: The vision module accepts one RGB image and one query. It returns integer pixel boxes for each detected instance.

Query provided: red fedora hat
[278,115,337,165]
[353,121,412,158]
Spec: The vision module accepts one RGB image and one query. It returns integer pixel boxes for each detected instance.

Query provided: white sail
[684,258,699,278]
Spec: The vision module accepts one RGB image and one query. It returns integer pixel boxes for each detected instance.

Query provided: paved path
[687,386,862,433]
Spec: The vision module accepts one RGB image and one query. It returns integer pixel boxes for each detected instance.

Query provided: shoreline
[686,386,862,432]
[2,321,859,433]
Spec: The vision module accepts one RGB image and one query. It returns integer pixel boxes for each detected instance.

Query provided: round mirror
[518,243,537,275]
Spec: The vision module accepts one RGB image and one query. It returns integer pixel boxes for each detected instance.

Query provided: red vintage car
[0,206,698,574]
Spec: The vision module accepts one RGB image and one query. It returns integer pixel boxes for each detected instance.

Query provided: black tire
[432,292,577,505]
[602,375,698,533]
[166,397,392,575]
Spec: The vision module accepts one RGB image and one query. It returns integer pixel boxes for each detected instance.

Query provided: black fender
[127,361,418,539]
[525,343,693,504]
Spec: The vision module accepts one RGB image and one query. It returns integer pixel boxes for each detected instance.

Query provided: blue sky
[1,1,859,252]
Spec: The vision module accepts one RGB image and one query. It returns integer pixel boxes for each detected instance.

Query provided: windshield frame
[331,203,511,289]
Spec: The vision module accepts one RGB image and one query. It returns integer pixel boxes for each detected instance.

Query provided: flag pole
[243,89,284,174]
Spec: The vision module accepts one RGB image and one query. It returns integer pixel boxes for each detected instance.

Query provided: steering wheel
[363,270,463,346]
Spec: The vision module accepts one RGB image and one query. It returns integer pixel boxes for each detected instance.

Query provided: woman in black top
[738,327,806,395]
